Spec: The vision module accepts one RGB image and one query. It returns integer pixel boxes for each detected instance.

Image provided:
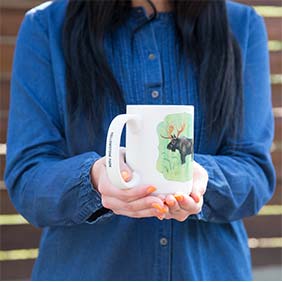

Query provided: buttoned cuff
[74,153,113,224]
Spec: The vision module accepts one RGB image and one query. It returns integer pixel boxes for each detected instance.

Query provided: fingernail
[152,203,165,213]
[157,215,164,220]
[162,206,169,213]
[121,171,130,182]
[190,192,201,203]
[147,186,157,194]
[166,200,175,207]
[174,194,184,202]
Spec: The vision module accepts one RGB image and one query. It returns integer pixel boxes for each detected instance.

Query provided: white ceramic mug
[106,105,194,194]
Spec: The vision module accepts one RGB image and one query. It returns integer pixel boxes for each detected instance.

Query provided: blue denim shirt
[4,0,276,280]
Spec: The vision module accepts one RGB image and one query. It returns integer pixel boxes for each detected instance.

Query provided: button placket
[136,21,162,102]
[145,51,162,87]
[157,220,173,280]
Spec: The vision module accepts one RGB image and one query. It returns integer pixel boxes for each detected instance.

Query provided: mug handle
[105,114,141,189]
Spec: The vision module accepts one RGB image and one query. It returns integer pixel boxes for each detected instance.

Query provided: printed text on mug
[108,132,113,167]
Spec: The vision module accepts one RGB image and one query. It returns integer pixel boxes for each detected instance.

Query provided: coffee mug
[106,105,194,194]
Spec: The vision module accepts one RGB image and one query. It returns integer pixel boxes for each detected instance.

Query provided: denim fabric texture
[4,0,276,280]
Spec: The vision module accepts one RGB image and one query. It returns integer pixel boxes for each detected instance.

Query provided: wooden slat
[271,51,282,74]
[0,94,282,140]
[238,0,282,5]
[1,252,279,278]
[0,145,281,182]
[265,18,282,41]
[0,189,17,214]
[0,15,281,41]
[0,250,278,279]
[250,248,282,266]
[0,154,5,180]
[0,0,45,9]
[1,78,280,114]
[0,259,35,280]
[274,113,281,141]
[0,70,280,111]
[1,0,282,8]
[5,43,282,74]
[0,2,281,37]
[272,150,282,183]
[272,84,282,107]
[0,44,14,73]
[268,183,282,205]
[244,215,282,238]
[0,133,281,159]
[0,5,281,38]
[0,183,280,214]
[1,105,281,144]
[0,80,10,114]
[0,0,278,8]
[0,8,25,37]
[0,109,8,143]
[274,115,282,144]
[0,225,41,250]
[1,41,281,75]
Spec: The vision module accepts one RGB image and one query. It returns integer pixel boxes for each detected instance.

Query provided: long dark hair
[63,0,242,141]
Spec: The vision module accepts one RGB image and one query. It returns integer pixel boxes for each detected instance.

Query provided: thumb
[119,149,132,182]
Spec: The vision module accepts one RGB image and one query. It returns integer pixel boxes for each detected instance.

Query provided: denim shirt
[4,0,276,280]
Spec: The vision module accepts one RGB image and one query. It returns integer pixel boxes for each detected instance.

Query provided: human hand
[160,161,208,221]
[91,151,169,218]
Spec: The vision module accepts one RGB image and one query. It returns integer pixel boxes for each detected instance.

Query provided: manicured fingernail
[174,194,184,202]
[147,186,157,194]
[162,206,169,213]
[157,215,164,220]
[166,200,175,207]
[121,171,130,182]
[152,203,165,213]
[191,192,201,203]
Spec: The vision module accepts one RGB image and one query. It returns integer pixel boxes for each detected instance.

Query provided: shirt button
[151,90,159,98]
[148,53,156,60]
[160,237,168,246]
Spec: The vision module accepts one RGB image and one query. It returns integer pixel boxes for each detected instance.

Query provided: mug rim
[126,104,194,108]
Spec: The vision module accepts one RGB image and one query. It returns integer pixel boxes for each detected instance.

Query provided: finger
[100,166,158,202]
[190,191,201,203]
[163,204,189,222]
[101,195,166,213]
[165,194,181,212]
[175,193,203,214]
[164,194,191,221]
[119,149,132,182]
[116,185,158,202]
[192,161,208,196]
[193,161,208,179]
[116,207,167,219]
[103,183,158,203]
[191,179,206,197]
[157,194,166,202]
[165,211,189,222]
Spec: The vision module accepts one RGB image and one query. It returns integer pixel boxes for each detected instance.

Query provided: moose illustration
[161,123,193,165]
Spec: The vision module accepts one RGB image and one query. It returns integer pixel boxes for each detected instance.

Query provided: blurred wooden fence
[0,0,281,280]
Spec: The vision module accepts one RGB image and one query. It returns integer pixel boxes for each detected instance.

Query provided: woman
[5,0,275,280]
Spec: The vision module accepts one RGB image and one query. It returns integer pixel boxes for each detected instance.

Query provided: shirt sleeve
[192,8,276,223]
[4,10,112,227]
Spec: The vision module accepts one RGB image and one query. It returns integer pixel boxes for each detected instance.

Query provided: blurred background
[0,0,281,280]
